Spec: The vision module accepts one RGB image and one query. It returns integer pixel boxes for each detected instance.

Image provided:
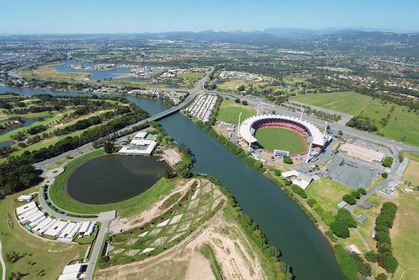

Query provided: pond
[66,155,169,205]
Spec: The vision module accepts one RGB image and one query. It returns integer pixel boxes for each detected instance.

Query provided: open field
[49,150,177,215]
[18,63,90,82]
[400,151,419,163]
[216,99,255,124]
[359,99,419,146]
[391,192,419,280]
[255,127,308,155]
[306,176,354,211]
[0,186,86,280]
[177,73,205,79]
[216,79,258,91]
[401,159,419,185]
[292,92,372,115]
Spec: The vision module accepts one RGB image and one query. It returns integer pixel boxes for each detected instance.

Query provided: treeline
[0,107,150,196]
[365,202,398,274]
[346,116,378,132]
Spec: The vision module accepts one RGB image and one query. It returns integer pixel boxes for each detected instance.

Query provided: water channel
[0,85,345,279]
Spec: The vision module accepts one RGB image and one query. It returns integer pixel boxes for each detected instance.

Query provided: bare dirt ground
[96,213,266,280]
[108,180,194,234]
[97,184,267,280]
[162,148,182,166]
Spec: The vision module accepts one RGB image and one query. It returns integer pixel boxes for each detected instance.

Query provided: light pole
[238,112,242,138]
[306,137,312,163]
[300,107,305,121]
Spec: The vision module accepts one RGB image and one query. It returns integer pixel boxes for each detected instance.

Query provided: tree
[104,140,115,154]
[378,252,398,273]
[283,157,293,164]
[364,250,378,262]
[252,229,263,240]
[241,100,248,106]
[307,198,317,207]
[338,130,343,136]
[241,214,252,226]
[330,221,350,238]
[179,169,192,178]
[358,188,367,195]
[376,273,388,280]
[235,98,241,103]
[381,172,388,178]
[163,169,176,179]
[382,156,394,167]
[343,194,356,205]
[274,169,281,176]
[237,85,246,92]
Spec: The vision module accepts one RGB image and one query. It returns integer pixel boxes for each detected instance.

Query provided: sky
[1,0,418,34]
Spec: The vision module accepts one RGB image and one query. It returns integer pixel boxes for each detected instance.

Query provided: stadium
[239,114,330,161]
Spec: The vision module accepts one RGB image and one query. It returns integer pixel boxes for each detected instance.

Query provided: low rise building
[339,143,384,163]
[119,131,157,156]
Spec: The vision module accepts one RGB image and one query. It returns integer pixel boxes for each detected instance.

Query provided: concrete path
[0,240,6,280]
[84,220,110,280]
[354,228,371,252]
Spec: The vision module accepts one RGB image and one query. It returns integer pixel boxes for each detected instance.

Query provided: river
[0,85,345,279]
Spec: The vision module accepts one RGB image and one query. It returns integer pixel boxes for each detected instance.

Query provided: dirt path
[0,240,6,280]
[97,212,266,280]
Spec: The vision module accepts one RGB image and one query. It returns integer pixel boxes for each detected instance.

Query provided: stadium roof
[239,114,326,146]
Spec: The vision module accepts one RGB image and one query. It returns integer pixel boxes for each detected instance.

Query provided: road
[84,220,110,280]
[32,68,214,279]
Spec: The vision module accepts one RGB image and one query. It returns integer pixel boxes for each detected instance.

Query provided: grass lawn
[306,176,354,211]
[216,99,255,124]
[359,99,419,146]
[217,80,255,91]
[49,150,177,215]
[255,127,308,155]
[177,73,205,79]
[19,63,90,82]
[391,192,419,280]
[0,187,86,280]
[401,159,419,185]
[292,92,372,115]
[400,151,419,162]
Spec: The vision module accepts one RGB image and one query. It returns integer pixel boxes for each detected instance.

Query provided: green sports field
[292,92,372,115]
[216,99,255,124]
[255,127,308,155]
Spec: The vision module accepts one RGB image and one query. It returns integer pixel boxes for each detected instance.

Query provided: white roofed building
[119,131,157,156]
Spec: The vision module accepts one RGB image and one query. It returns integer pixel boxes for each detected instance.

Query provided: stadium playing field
[255,127,308,155]
[292,92,372,115]
[217,100,255,124]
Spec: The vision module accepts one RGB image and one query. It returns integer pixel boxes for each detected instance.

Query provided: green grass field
[216,100,255,124]
[0,186,85,280]
[255,127,308,155]
[177,72,205,79]
[359,99,419,147]
[292,92,372,115]
[306,176,354,211]
[392,191,419,280]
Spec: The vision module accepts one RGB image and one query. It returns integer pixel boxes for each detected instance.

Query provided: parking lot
[325,156,380,189]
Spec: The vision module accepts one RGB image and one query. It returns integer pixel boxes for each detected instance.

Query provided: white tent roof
[239,114,325,146]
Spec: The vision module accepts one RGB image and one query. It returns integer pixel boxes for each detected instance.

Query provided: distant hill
[304,31,419,44]
[263,28,365,39]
